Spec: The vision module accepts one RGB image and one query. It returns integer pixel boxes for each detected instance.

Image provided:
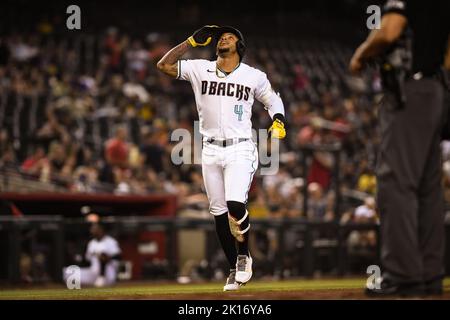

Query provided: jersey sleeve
[177,59,198,82]
[382,0,406,16]
[105,238,121,257]
[254,71,272,104]
[254,71,285,118]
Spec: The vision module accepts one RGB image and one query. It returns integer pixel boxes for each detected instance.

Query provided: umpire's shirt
[377,0,450,285]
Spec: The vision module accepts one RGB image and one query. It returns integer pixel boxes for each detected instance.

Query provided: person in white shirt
[64,222,121,287]
[157,25,286,291]
[354,197,377,223]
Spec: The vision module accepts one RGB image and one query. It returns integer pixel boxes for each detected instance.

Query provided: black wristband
[273,113,285,124]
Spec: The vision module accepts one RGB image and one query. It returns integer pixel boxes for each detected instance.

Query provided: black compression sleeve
[273,113,286,124]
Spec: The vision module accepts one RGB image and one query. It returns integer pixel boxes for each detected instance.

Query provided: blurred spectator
[126,39,149,81]
[307,151,333,190]
[46,141,68,175]
[442,151,450,203]
[35,105,71,149]
[357,167,376,195]
[21,145,47,175]
[9,35,39,63]
[140,129,165,172]
[0,146,17,171]
[147,33,171,63]
[0,37,10,66]
[353,197,377,224]
[0,129,11,156]
[102,27,126,73]
[104,125,129,168]
[306,182,334,222]
[292,64,309,91]
[72,165,99,193]
[63,222,121,287]
[341,197,378,268]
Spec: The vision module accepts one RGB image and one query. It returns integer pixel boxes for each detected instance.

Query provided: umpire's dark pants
[377,77,446,284]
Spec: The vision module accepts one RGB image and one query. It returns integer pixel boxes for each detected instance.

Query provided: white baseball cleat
[223,269,240,291]
[235,254,252,284]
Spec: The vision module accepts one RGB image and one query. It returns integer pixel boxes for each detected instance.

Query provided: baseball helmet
[215,26,246,61]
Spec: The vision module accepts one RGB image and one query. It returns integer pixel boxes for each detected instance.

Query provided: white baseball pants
[201,139,258,216]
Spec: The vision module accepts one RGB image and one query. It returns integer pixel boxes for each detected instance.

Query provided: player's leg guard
[227,200,253,284]
[226,201,250,247]
[214,213,238,269]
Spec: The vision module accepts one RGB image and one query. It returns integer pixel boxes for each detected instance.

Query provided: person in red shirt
[102,126,130,190]
[21,145,47,175]
[105,126,129,169]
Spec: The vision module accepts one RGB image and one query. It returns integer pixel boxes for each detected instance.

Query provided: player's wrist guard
[188,25,219,47]
[268,115,286,139]
[273,113,285,124]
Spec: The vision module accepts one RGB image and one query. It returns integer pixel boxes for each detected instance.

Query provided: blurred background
[1,0,449,286]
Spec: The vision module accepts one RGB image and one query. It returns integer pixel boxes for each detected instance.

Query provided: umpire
[350,0,450,296]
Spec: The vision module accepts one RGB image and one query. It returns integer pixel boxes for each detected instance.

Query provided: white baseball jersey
[62,235,121,286]
[86,235,121,261]
[177,59,284,139]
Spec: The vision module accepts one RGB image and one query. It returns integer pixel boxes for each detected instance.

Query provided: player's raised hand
[268,118,286,139]
[187,25,219,47]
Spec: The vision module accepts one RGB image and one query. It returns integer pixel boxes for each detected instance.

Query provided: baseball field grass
[1,277,450,300]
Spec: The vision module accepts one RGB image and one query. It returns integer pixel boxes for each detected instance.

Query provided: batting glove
[187,25,219,47]
[268,119,286,139]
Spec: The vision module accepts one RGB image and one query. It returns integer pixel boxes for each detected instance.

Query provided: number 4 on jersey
[234,105,243,121]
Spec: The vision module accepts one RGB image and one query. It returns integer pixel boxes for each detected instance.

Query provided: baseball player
[157,25,286,291]
[63,223,121,287]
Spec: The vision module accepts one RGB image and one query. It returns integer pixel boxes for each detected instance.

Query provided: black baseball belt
[205,137,249,147]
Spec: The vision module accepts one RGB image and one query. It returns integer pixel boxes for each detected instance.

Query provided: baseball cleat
[223,269,240,291]
[235,254,252,284]
[228,211,250,242]
[94,276,106,287]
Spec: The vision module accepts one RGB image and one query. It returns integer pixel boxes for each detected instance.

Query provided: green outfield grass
[1,277,450,300]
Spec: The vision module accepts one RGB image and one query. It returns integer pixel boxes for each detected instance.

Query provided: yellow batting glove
[268,119,286,139]
[187,25,219,47]
[187,35,212,47]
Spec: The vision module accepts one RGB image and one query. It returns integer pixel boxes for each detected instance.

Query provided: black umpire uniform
[370,0,450,296]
